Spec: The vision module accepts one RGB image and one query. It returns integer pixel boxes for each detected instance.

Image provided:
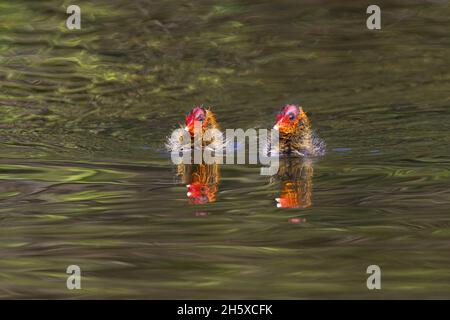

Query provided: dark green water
[1,0,449,298]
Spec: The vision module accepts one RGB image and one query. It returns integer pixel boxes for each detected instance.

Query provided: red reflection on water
[177,163,220,205]
[288,217,306,224]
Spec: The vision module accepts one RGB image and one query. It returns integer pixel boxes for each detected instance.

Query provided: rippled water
[1,0,450,299]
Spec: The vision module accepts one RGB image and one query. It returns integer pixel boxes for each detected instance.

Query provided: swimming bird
[272,104,325,156]
[167,106,222,204]
[166,106,223,153]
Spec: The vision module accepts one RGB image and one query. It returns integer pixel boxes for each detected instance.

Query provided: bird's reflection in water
[176,163,220,204]
[273,157,314,209]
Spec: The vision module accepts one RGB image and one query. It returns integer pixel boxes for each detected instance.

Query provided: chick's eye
[288,114,295,121]
[197,115,205,121]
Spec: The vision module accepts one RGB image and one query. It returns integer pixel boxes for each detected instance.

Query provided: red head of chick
[185,106,219,137]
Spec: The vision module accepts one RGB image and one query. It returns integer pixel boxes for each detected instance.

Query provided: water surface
[0,0,450,298]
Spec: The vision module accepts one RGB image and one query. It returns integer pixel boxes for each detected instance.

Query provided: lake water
[0,0,449,299]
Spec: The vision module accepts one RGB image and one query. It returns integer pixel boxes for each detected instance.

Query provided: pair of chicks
[184,104,316,156]
[174,104,321,208]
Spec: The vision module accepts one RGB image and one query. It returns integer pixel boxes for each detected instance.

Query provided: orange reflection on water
[177,163,220,204]
[274,158,313,209]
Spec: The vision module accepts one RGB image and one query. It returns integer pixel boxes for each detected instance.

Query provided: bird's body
[278,117,312,155]
[272,105,324,157]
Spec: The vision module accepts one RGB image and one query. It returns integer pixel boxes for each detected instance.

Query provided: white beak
[273,125,279,131]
